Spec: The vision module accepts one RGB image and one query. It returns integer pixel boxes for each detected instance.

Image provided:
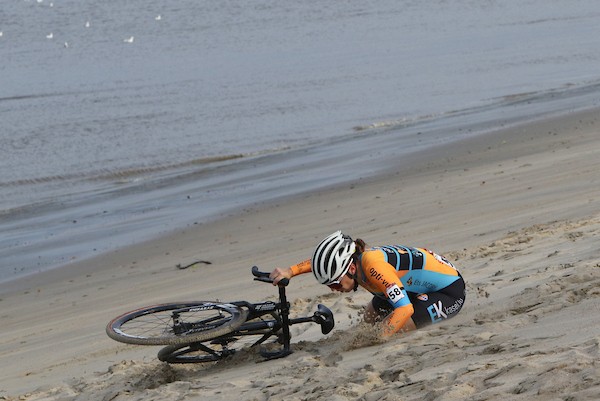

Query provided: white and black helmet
[311,231,356,285]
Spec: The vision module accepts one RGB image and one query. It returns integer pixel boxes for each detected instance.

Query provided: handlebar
[252,266,289,287]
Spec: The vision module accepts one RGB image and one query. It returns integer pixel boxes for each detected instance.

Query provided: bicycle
[106,266,335,363]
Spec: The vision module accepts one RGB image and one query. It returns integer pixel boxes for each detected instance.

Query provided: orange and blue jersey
[357,246,463,334]
[357,246,460,298]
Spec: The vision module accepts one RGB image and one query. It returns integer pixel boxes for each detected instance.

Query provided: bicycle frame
[189,266,334,360]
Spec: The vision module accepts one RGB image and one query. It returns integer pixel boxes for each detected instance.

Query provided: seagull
[46,32,53,39]
[0,32,3,38]
[85,21,90,28]
[155,15,162,21]
[64,41,69,48]
[123,36,134,43]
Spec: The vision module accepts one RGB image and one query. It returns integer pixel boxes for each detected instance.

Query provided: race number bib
[386,284,405,306]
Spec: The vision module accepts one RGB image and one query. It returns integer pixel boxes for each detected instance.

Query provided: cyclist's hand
[269,267,293,285]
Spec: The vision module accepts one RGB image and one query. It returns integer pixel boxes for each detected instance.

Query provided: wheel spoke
[107,302,247,345]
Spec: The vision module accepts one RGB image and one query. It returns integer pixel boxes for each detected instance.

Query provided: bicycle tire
[106,302,248,345]
[157,331,276,363]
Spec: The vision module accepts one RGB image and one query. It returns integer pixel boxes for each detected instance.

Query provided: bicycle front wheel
[106,302,247,345]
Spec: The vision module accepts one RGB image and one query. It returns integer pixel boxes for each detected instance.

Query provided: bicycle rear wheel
[157,330,276,363]
[106,302,247,345]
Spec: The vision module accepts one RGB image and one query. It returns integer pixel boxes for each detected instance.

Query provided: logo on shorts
[427,301,448,323]
[417,293,428,301]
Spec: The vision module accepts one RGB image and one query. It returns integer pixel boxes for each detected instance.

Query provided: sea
[1,0,600,283]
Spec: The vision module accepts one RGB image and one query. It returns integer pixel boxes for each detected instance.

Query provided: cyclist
[270,231,466,337]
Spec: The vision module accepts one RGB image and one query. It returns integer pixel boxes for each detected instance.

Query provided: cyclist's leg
[408,277,466,328]
[363,298,381,324]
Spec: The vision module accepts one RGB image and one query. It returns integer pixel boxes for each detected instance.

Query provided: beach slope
[1,109,599,400]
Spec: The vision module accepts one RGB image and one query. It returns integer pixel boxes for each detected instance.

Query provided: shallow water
[1,0,600,282]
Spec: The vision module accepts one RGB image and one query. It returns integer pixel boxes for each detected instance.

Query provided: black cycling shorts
[371,275,466,328]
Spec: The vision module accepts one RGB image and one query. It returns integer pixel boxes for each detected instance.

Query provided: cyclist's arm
[362,252,414,337]
[378,277,414,336]
[270,259,311,284]
[381,302,414,337]
[290,259,311,276]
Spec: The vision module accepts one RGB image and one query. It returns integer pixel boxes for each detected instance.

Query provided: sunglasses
[326,270,355,290]
[327,281,344,290]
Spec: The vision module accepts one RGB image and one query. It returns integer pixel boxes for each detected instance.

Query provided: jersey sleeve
[290,259,312,276]
[381,302,414,336]
[361,251,415,336]
[380,282,414,336]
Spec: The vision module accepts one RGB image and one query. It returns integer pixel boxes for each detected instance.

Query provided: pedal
[313,304,335,334]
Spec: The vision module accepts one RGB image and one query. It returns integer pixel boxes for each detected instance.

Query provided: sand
[1,108,599,400]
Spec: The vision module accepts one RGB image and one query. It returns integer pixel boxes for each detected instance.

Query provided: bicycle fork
[261,285,293,360]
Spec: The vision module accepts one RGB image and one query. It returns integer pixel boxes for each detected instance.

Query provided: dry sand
[1,108,599,400]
